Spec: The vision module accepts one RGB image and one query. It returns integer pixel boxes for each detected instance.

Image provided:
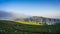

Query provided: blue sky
[0,0,60,18]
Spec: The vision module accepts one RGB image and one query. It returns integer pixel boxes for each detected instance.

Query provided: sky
[0,0,60,18]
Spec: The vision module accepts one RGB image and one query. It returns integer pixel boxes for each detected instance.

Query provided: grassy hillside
[0,20,60,34]
[14,20,43,25]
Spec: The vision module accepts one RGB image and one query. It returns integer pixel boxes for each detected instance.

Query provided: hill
[0,20,60,34]
[0,11,60,25]
[22,16,60,25]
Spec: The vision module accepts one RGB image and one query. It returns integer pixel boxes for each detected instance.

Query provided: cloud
[0,11,30,19]
[0,11,12,18]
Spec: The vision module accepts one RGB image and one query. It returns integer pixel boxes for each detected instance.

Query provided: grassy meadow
[14,20,43,25]
[0,20,60,34]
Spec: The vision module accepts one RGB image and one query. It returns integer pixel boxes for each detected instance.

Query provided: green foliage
[0,20,60,34]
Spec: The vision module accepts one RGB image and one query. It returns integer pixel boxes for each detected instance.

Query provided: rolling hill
[0,20,60,34]
[0,11,60,25]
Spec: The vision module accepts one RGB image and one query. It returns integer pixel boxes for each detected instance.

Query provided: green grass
[0,20,60,34]
[12,20,43,25]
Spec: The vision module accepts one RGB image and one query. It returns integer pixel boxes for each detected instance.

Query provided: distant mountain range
[0,11,30,19]
[23,16,60,25]
[0,11,60,25]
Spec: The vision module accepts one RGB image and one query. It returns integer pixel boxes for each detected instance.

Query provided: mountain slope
[23,16,60,25]
[0,11,60,25]
[0,20,60,34]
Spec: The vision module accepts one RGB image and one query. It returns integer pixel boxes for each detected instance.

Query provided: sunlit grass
[13,20,43,25]
[0,20,60,34]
